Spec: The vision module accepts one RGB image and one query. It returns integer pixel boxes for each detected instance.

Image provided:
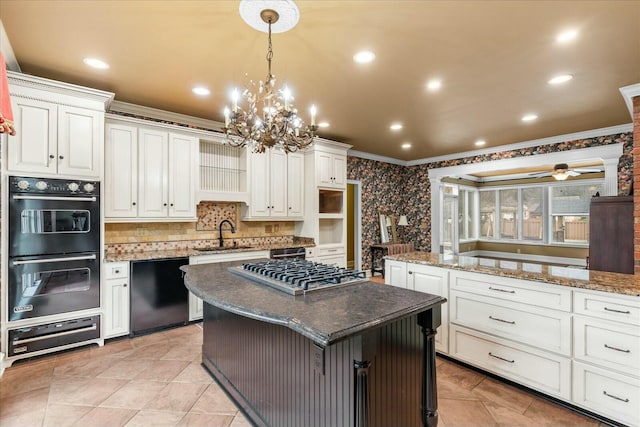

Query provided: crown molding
[405,123,632,167]
[620,83,640,118]
[1,19,20,72]
[347,150,407,166]
[109,100,223,132]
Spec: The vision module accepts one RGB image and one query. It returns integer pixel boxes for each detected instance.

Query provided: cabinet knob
[123,284,127,287]
[49,154,55,159]
[163,203,167,206]
[288,207,291,209]
[132,202,136,206]
[170,203,174,207]
[59,155,64,160]
[408,271,413,275]
[115,270,120,274]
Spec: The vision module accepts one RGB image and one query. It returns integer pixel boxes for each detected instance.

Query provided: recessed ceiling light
[548,74,573,85]
[522,114,538,122]
[390,123,403,131]
[192,86,210,96]
[318,121,330,128]
[401,143,412,149]
[556,29,578,43]
[83,57,109,69]
[426,79,442,91]
[475,140,486,146]
[353,51,375,64]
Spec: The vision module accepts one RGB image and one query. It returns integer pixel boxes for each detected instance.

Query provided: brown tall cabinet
[588,196,633,274]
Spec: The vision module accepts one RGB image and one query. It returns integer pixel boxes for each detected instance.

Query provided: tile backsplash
[105,202,300,252]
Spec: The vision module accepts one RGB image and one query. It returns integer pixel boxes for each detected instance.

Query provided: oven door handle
[12,195,97,202]
[13,324,97,345]
[12,254,97,266]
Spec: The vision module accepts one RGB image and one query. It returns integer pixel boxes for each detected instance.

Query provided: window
[499,189,518,239]
[550,183,603,244]
[479,190,496,239]
[522,187,544,242]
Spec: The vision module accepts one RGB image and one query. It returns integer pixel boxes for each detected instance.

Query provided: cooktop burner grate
[229,259,367,295]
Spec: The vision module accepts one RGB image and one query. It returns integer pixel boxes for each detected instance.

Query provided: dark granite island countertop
[181,260,445,346]
[181,260,446,427]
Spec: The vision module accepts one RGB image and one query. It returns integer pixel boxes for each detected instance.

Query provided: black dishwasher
[130,257,189,335]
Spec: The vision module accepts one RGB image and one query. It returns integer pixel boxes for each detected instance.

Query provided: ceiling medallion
[223,1,316,153]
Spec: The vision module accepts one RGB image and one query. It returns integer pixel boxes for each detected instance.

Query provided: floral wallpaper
[348,131,633,271]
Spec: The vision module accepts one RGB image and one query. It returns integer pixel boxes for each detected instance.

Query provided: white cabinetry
[103,262,130,339]
[317,151,346,188]
[242,150,304,220]
[448,270,572,398]
[295,140,351,267]
[104,118,198,221]
[188,250,270,320]
[6,72,113,178]
[572,290,640,426]
[385,261,448,353]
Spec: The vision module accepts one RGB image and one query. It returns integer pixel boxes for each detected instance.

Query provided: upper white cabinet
[316,151,346,188]
[6,72,113,178]
[105,118,198,221]
[242,150,304,220]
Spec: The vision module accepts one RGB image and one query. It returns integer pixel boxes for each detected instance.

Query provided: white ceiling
[1,1,639,161]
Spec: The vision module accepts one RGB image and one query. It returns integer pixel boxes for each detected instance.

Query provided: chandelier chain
[266,19,273,80]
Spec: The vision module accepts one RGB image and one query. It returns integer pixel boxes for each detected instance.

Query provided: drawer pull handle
[489,287,515,294]
[604,307,631,314]
[604,344,630,353]
[488,352,514,363]
[603,391,629,403]
[489,315,515,325]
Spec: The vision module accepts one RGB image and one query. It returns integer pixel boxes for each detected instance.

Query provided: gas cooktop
[229,259,367,295]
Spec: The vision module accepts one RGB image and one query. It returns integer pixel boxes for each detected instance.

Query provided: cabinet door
[287,152,304,217]
[269,150,288,217]
[316,254,346,268]
[409,264,449,353]
[385,260,407,288]
[138,128,169,218]
[331,154,347,188]
[7,97,57,174]
[316,151,334,186]
[188,292,203,321]
[105,124,138,218]
[248,151,271,217]
[168,133,197,218]
[57,105,102,177]
[104,278,130,339]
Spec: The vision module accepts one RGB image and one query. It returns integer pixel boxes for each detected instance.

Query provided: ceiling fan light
[552,171,569,181]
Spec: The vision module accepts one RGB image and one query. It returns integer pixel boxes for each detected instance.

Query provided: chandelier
[223,8,317,153]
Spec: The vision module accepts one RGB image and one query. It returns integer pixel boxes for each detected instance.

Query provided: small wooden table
[370,242,415,278]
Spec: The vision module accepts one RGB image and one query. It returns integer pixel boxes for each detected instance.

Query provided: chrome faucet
[218,219,236,248]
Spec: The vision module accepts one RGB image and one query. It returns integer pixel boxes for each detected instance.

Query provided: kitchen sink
[195,246,256,252]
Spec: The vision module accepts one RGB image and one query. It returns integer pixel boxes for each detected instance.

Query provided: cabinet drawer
[449,270,571,312]
[317,246,345,257]
[574,315,640,377]
[450,290,571,355]
[104,262,129,279]
[450,325,571,399]
[573,361,640,427]
[574,291,640,326]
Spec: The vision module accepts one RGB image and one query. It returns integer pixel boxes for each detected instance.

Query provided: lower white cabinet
[188,250,270,320]
[450,324,571,400]
[103,261,130,338]
[573,361,640,427]
[385,261,448,353]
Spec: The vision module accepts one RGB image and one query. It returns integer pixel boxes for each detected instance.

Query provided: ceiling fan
[529,163,603,181]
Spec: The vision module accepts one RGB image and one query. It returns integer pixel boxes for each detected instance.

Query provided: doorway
[346,181,362,270]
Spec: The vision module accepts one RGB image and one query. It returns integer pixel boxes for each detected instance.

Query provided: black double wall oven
[7,176,101,357]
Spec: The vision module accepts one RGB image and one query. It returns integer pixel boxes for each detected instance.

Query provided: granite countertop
[181,260,446,347]
[386,252,640,297]
[104,243,313,262]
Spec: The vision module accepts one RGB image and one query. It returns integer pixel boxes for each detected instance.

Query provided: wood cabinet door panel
[8,97,57,174]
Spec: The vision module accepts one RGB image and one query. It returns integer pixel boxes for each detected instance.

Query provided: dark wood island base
[201,304,441,427]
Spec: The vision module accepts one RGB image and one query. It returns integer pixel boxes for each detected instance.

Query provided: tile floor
[0,323,604,427]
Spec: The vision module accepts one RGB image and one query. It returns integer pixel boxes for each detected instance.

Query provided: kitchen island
[181,260,446,427]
